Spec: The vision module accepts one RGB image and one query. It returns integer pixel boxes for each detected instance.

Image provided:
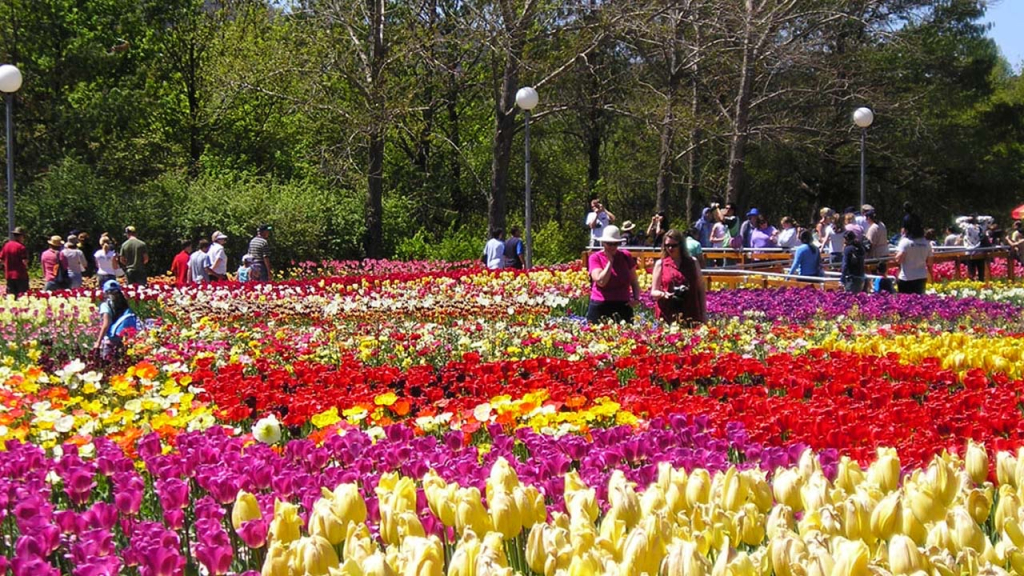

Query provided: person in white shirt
[895,222,933,294]
[776,217,800,249]
[586,199,615,247]
[962,215,983,281]
[482,229,505,270]
[61,235,88,289]
[943,225,961,247]
[207,231,229,281]
[94,238,122,286]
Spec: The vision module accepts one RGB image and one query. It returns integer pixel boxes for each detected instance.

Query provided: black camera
[670,284,690,300]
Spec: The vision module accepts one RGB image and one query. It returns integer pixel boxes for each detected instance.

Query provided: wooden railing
[581,245,1017,284]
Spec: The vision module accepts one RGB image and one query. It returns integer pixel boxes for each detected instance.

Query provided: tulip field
[3,259,1024,576]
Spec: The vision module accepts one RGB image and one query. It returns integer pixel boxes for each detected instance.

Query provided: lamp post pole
[0,65,23,239]
[853,107,874,210]
[515,86,539,269]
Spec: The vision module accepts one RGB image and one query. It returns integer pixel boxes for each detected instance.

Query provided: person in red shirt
[170,239,193,287]
[1,226,30,296]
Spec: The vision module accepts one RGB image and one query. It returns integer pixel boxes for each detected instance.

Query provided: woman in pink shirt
[41,236,70,291]
[587,225,641,323]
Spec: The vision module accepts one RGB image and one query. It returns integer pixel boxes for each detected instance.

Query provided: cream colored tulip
[950,506,986,554]
[720,467,749,513]
[325,483,369,528]
[447,531,481,576]
[565,488,599,524]
[661,539,710,576]
[362,552,398,576]
[425,482,458,528]
[400,536,444,576]
[765,505,796,540]
[512,485,546,529]
[269,499,303,545]
[831,539,870,576]
[291,535,342,576]
[888,534,926,575]
[907,483,945,525]
[772,468,803,512]
[608,471,641,528]
[966,488,993,525]
[346,522,377,565]
[800,472,831,513]
[488,491,522,540]
[598,516,627,559]
[994,486,1020,530]
[686,469,712,509]
[834,457,866,495]
[569,514,598,555]
[769,532,806,576]
[735,503,765,547]
[926,520,954,553]
[901,501,928,545]
[310,497,348,545]
[479,532,509,569]
[870,492,902,542]
[622,527,660,576]
[1003,517,1024,548]
[455,488,493,537]
[842,496,872,543]
[867,448,901,493]
[641,484,668,517]
[996,451,1017,488]
[486,457,520,499]
[925,457,959,508]
[797,449,822,482]
[966,442,990,485]
[262,541,291,576]
[744,471,772,514]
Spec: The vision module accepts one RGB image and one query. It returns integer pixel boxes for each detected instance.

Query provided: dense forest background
[1,0,1022,265]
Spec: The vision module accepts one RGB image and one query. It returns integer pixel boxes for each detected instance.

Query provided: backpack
[847,244,865,273]
[109,309,139,338]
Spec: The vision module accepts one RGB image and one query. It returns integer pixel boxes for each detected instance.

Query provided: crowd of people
[0,223,277,297]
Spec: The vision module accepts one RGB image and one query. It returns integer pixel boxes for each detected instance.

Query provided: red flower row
[190,348,1024,469]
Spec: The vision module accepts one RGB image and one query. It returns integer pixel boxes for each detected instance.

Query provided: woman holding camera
[651,229,707,325]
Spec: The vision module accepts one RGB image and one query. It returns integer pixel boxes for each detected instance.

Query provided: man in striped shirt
[248,224,273,281]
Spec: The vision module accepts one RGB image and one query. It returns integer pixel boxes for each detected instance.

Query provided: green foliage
[393,224,482,263]
[533,221,587,265]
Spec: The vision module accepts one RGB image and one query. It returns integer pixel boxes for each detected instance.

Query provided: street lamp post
[0,65,23,239]
[853,107,874,209]
[515,86,538,269]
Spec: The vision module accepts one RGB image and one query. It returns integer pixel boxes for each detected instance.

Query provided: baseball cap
[257,224,273,233]
[124,226,136,234]
[102,279,122,293]
[213,231,228,241]
[746,208,760,217]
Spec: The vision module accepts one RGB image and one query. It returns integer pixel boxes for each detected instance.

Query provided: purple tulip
[156,478,189,510]
[64,466,98,506]
[237,518,269,548]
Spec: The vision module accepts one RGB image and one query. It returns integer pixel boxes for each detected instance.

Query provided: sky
[986,0,1024,72]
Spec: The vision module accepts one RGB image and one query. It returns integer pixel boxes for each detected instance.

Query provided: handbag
[55,259,72,289]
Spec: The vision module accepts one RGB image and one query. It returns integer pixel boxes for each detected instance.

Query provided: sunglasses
[664,243,679,248]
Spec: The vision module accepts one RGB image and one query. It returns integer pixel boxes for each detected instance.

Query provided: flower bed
[3,264,1024,575]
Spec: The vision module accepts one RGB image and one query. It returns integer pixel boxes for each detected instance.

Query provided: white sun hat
[594,225,626,243]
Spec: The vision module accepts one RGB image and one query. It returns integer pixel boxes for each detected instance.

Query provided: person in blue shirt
[92,279,139,361]
[503,227,524,269]
[788,229,822,279]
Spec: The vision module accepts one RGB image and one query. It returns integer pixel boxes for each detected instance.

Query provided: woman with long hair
[650,229,707,325]
[895,221,933,295]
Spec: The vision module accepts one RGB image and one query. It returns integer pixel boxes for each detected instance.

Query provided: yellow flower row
[240,443,1024,576]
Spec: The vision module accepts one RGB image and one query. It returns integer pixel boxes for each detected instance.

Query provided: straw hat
[48,235,64,248]
[594,225,626,243]
[620,220,636,232]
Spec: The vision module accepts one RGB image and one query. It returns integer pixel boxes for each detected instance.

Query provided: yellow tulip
[966,442,989,485]
[598,516,627,559]
[640,484,668,517]
[662,539,710,576]
[608,471,641,529]
[455,487,492,537]
[950,506,986,554]
[362,552,397,576]
[834,457,866,495]
[831,539,870,576]
[900,501,928,545]
[232,490,262,531]
[570,514,598,555]
[525,524,549,575]
[686,469,711,509]
[1010,551,1024,576]
[566,551,602,576]
[488,491,522,540]
[841,496,872,543]
[720,467,749,512]
[888,534,926,575]
[400,536,444,576]
[996,451,1017,488]
[425,483,458,528]
[926,520,954,553]
[331,558,365,576]
[769,533,806,576]
[735,503,765,547]
[926,457,959,508]
[622,527,659,576]
[514,485,546,529]
[744,471,773,513]
[447,531,481,576]
[966,489,992,525]
[261,541,291,576]
[310,497,348,545]
[803,549,834,576]
[269,499,303,544]
[867,448,901,493]
[994,486,1020,530]
[869,493,902,542]
[797,449,822,482]
[564,471,589,493]
[799,472,831,513]
[326,483,369,527]
[291,535,341,576]
[565,488,599,524]
[907,483,945,525]
[765,505,795,540]
[1003,517,1024,548]
[486,457,520,499]
[346,522,376,565]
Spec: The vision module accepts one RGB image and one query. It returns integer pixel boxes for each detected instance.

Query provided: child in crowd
[237,254,253,283]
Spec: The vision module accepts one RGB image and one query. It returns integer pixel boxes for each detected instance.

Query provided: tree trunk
[725,2,755,207]
[586,113,601,191]
[655,109,674,214]
[488,57,519,237]
[364,0,385,258]
[447,87,463,220]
